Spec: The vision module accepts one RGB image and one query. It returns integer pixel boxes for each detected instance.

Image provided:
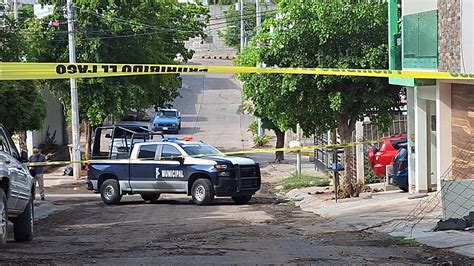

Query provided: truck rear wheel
[191,179,214,206]
[141,194,160,202]
[231,195,252,205]
[13,198,34,242]
[0,188,7,246]
[100,179,122,205]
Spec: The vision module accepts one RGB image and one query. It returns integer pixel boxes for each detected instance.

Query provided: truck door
[3,129,30,211]
[0,130,19,211]
[156,144,187,192]
[129,144,160,191]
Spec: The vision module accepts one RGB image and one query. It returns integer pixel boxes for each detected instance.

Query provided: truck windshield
[181,144,222,157]
[158,110,177,118]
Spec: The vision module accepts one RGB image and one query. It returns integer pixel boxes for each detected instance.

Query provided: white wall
[436,82,452,191]
[402,0,437,16]
[407,88,416,192]
[26,90,65,154]
[461,0,474,73]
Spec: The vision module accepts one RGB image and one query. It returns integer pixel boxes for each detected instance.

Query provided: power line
[17,6,277,41]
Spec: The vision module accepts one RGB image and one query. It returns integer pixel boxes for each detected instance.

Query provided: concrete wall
[436,82,452,187]
[27,90,65,154]
[441,179,474,219]
[402,0,437,16]
[407,88,416,192]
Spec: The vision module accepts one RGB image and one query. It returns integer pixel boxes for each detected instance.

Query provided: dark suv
[0,124,35,246]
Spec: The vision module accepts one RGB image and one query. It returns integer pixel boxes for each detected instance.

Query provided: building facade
[389,0,473,197]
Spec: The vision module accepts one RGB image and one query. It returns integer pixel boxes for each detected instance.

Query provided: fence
[389,137,473,235]
[313,115,408,181]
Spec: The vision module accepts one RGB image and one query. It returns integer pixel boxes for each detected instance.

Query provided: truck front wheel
[231,195,252,205]
[13,198,34,242]
[0,188,7,246]
[100,179,122,205]
[191,179,215,206]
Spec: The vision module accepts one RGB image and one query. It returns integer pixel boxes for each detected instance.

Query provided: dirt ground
[0,176,472,264]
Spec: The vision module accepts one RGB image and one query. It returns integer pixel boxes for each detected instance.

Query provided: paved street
[1,182,471,264]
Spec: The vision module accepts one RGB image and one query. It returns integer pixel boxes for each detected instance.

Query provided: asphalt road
[1,183,470,264]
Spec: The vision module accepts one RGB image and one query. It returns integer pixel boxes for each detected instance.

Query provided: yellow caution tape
[2,62,474,80]
[26,140,379,167]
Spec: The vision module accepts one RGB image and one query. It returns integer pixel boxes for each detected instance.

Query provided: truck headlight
[214,164,228,170]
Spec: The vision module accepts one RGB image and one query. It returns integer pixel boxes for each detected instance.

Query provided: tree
[22,0,209,156]
[237,0,401,197]
[0,14,46,150]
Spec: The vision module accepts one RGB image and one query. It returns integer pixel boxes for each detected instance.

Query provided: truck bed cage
[91,126,164,160]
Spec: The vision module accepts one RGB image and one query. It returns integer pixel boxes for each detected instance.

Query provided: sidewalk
[284,187,474,258]
[33,167,86,221]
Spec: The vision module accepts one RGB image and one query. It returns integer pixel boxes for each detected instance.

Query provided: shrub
[253,135,268,147]
[248,120,258,135]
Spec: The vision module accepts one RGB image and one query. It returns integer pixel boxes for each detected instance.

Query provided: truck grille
[241,178,259,189]
[158,123,174,127]
[240,165,257,177]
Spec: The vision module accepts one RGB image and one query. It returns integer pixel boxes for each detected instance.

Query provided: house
[388,0,473,217]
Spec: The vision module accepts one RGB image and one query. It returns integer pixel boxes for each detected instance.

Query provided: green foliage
[281,173,330,191]
[253,135,268,147]
[364,157,380,184]
[23,0,209,126]
[238,0,400,137]
[391,236,419,246]
[0,16,46,132]
[248,120,258,135]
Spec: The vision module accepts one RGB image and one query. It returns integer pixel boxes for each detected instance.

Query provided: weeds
[281,173,330,191]
[391,236,419,246]
[253,135,269,147]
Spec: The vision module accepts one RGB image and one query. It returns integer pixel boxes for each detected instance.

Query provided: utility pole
[256,0,264,137]
[13,0,18,20]
[239,0,244,52]
[296,123,302,175]
[66,0,81,179]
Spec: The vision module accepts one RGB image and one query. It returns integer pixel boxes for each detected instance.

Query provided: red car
[368,134,407,177]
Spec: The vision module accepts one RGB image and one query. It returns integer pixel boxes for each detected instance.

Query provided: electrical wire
[16,6,277,41]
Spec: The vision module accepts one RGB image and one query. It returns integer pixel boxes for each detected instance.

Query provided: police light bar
[161,137,193,142]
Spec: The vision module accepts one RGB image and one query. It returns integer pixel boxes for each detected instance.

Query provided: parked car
[151,109,181,134]
[368,134,407,177]
[0,124,35,246]
[389,143,409,192]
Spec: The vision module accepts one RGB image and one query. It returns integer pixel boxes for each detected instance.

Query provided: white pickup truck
[0,124,35,246]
